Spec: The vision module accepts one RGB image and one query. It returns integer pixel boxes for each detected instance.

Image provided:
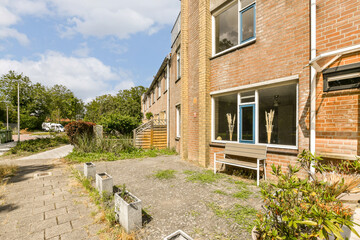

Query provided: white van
[49,123,65,132]
[42,122,51,131]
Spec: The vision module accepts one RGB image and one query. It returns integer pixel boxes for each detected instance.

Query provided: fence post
[133,129,136,146]
[150,120,154,148]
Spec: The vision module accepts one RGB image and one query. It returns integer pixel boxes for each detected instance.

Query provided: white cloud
[72,42,90,57]
[0,27,29,46]
[0,51,136,100]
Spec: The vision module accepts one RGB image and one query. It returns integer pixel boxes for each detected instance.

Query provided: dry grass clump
[0,164,18,182]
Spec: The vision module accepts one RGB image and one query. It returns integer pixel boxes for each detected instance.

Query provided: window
[214,94,238,141]
[152,91,155,104]
[158,81,161,98]
[323,62,360,92]
[212,83,297,147]
[213,0,256,54]
[176,105,181,137]
[177,49,181,80]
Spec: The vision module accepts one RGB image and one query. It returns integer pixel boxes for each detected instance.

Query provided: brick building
[140,0,360,176]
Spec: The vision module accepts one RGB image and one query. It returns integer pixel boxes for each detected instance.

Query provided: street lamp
[17,81,20,142]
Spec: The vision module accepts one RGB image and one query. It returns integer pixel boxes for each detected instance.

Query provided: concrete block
[84,162,96,179]
[95,173,113,195]
[114,191,142,233]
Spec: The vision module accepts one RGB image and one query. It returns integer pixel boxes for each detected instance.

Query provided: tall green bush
[99,113,139,135]
[20,114,45,130]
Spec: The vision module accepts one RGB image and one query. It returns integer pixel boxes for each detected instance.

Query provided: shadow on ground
[8,164,55,184]
[0,203,19,213]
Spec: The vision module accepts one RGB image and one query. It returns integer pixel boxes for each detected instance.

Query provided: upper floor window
[177,49,181,80]
[213,0,256,55]
[152,91,155,104]
[158,81,161,98]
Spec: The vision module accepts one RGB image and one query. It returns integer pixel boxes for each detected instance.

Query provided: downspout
[166,54,171,148]
[310,0,317,174]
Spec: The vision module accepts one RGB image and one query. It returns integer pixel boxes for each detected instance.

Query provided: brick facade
[141,0,360,177]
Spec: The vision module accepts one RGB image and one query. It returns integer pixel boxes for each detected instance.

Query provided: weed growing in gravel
[66,148,177,163]
[153,169,177,180]
[232,189,252,199]
[184,170,224,184]
[213,190,228,195]
[207,202,257,233]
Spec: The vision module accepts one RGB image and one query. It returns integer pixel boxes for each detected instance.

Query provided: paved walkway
[18,145,74,161]
[0,146,105,240]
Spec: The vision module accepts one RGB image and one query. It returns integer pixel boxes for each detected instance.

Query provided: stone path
[0,146,105,240]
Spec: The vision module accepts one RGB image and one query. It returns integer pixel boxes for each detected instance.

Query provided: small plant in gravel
[116,184,136,204]
[207,202,257,233]
[213,190,228,195]
[184,170,224,184]
[153,169,177,180]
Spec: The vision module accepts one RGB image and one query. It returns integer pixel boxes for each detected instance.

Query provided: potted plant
[114,184,142,233]
[254,151,360,240]
[95,172,113,195]
[83,162,96,179]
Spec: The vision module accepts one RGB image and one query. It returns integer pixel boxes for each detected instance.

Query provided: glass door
[239,104,255,143]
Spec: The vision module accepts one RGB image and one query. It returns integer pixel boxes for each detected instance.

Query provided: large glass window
[177,49,181,80]
[214,0,256,54]
[258,84,297,146]
[176,105,181,137]
[214,94,238,141]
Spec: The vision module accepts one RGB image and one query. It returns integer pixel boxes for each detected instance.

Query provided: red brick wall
[315,0,360,156]
[209,0,310,173]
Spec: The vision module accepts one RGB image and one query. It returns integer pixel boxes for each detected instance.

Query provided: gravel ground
[76,155,262,240]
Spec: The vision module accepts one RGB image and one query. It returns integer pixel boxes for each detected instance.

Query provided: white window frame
[211,81,299,150]
[212,0,256,57]
[176,49,181,80]
[176,104,181,138]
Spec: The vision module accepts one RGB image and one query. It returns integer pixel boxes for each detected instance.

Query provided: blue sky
[0,0,180,102]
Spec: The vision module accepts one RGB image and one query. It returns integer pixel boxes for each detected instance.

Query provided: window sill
[210,38,256,60]
[175,77,181,84]
[157,96,161,100]
[164,89,168,94]
[175,137,180,141]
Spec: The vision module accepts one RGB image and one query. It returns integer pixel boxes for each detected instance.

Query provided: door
[239,104,255,144]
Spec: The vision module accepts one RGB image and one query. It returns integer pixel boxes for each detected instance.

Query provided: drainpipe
[310,0,317,174]
[166,54,171,148]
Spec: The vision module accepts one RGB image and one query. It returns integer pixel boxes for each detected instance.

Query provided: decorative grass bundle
[265,110,275,144]
[226,113,236,141]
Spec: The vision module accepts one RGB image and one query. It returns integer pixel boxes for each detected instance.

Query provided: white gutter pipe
[310,0,316,174]
[166,54,171,148]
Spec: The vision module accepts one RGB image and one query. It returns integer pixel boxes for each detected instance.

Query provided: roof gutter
[310,0,316,174]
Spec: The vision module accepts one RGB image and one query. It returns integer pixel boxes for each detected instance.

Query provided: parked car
[42,122,51,131]
[49,123,65,132]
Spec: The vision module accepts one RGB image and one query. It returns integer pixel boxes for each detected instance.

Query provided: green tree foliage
[85,86,147,123]
[0,70,84,129]
[99,113,139,135]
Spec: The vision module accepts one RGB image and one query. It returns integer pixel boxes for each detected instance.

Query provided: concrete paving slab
[18,145,73,160]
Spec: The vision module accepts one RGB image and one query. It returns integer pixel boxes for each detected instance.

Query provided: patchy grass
[65,148,177,163]
[71,168,136,239]
[0,164,18,181]
[232,189,252,199]
[207,202,257,233]
[213,189,228,195]
[6,136,69,155]
[184,170,224,184]
[153,169,177,180]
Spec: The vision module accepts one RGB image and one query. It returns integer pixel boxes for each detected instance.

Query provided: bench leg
[263,160,267,180]
[257,159,260,186]
[214,153,216,174]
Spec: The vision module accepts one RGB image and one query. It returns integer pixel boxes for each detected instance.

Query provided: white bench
[214,143,267,186]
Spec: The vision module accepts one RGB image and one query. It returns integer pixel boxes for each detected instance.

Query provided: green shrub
[99,113,139,135]
[0,122,5,130]
[20,114,44,130]
[65,121,96,144]
[255,152,360,240]
[9,136,69,154]
[145,112,153,120]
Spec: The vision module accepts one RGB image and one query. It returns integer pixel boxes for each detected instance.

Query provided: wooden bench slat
[224,150,265,159]
[219,158,258,168]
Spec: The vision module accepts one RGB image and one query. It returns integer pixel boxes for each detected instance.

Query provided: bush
[255,151,360,240]
[20,114,44,130]
[65,121,96,144]
[145,112,153,120]
[0,122,5,130]
[99,114,139,135]
[9,136,69,154]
